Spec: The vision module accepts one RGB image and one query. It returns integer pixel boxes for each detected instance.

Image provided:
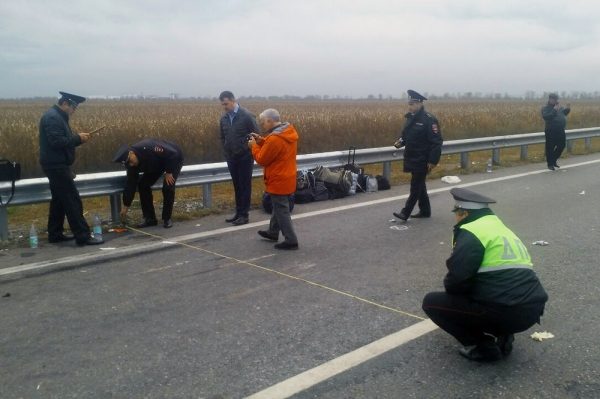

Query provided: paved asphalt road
[1,154,599,399]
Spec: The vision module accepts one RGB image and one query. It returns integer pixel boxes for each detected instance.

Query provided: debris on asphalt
[108,228,128,233]
[531,331,554,342]
[441,176,461,184]
[195,224,201,227]
[390,225,409,231]
[532,240,549,246]
[99,247,116,250]
[2,293,10,298]
[388,219,397,223]
[579,190,585,195]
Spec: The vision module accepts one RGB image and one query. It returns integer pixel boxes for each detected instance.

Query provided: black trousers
[138,164,182,221]
[226,153,253,218]
[44,167,90,243]
[545,131,566,167]
[402,171,430,216]
[422,291,545,346]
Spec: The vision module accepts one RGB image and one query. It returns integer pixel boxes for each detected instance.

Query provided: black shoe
[498,334,514,356]
[225,214,240,223]
[393,211,409,221]
[547,165,555,171]
[48,233,76,243]
[274,242,299,250]
[231,216,249,226]
[459,336,502,362]
[258,230,278,241]
[410,213,431,219]
[77,235,105,246]
[136,219,158,228]
[163,219,173,228]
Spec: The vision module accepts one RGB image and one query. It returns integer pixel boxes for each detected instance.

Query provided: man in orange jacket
[248,108,299,250]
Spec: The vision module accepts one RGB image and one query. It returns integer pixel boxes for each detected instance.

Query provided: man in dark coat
[113,139,184,228]
[393,90,443,221]
[422,188,548,362]
[541,93,570,170]
[219,91,259,226]
[39,91,104,245]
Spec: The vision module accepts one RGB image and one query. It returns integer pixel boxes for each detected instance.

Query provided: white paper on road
[531,331,555,341]
[441,176,461,184]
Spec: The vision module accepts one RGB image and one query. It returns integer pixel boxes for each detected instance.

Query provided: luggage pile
[294,147,390,204]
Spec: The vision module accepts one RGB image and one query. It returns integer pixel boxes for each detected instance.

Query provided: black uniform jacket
[39,105,82,169]
[123,139,184,207]
[399,107,443,173]
[541,104,570,135]
[219,106,259,160]
[444,209,549,307]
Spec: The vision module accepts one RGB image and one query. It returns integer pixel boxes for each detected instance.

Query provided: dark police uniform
[394,90,443,220]
[39,92,100,245]
[422,188,548,361]
[219,104,259,224]
[113,139,184,226]
[541,94,570,169]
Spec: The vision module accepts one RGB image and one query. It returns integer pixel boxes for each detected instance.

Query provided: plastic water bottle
[29,223,38,249]
[486,158,493,173]
[93,214,103,240]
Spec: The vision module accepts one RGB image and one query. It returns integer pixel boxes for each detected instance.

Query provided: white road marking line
[246,319,438,399]
[3,158,599,278]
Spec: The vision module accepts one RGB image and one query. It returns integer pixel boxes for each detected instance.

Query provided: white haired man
[248,109,299,250]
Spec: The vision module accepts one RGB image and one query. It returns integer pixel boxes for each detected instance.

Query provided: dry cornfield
[1,99,600,178]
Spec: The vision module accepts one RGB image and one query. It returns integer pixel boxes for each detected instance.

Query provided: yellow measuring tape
[127,225,426,321]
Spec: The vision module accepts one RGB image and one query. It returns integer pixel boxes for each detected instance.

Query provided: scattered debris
[531,331,554,342]
[441,176,461,184]
[532,240,549,246]
[2,293,10,298]
[195,224,201,227]
[579,190,585,195]
[440,242,445,245]
[390,225,409,231]
[108,228,128,233]
[99,247,116,250]
[388,219,397,223]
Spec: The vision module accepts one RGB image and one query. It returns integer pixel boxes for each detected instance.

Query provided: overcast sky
[1,0,599,98]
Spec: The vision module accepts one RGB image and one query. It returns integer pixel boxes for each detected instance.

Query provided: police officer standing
[541,93,570,170]
[393,90,443,221]
[422,188,548,362]
[113,139,184,228]
[39,91,104,245]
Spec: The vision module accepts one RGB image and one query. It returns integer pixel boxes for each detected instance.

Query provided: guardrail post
[585,137,592,152]
[382,161,391,180]
[109,193,121,224]
[492,148,501,165]
[460,152,469,169]
[520,145,528,160]
[566,140,573,153]
[0,207,8,241]
[203,183,212,208]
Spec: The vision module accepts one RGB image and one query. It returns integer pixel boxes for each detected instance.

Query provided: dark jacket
[219,105,259,160]
[444,209,549,307]
[39,105,82,169]
[541,103,570,135]
[123,139,184,207]
[398,107,443,173]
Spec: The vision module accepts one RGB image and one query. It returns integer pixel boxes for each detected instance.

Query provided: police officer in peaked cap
[39,91,104,245]
[393,90,443,221]
[113,139,184,228]
[422,188,548,361]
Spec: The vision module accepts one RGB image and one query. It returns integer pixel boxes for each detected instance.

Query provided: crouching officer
[422,188,548,362]
[113,139,184,228]
[393,90,443,221]
[39,91,104,245]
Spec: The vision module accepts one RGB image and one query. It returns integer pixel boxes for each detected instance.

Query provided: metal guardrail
[1,127,599,240]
